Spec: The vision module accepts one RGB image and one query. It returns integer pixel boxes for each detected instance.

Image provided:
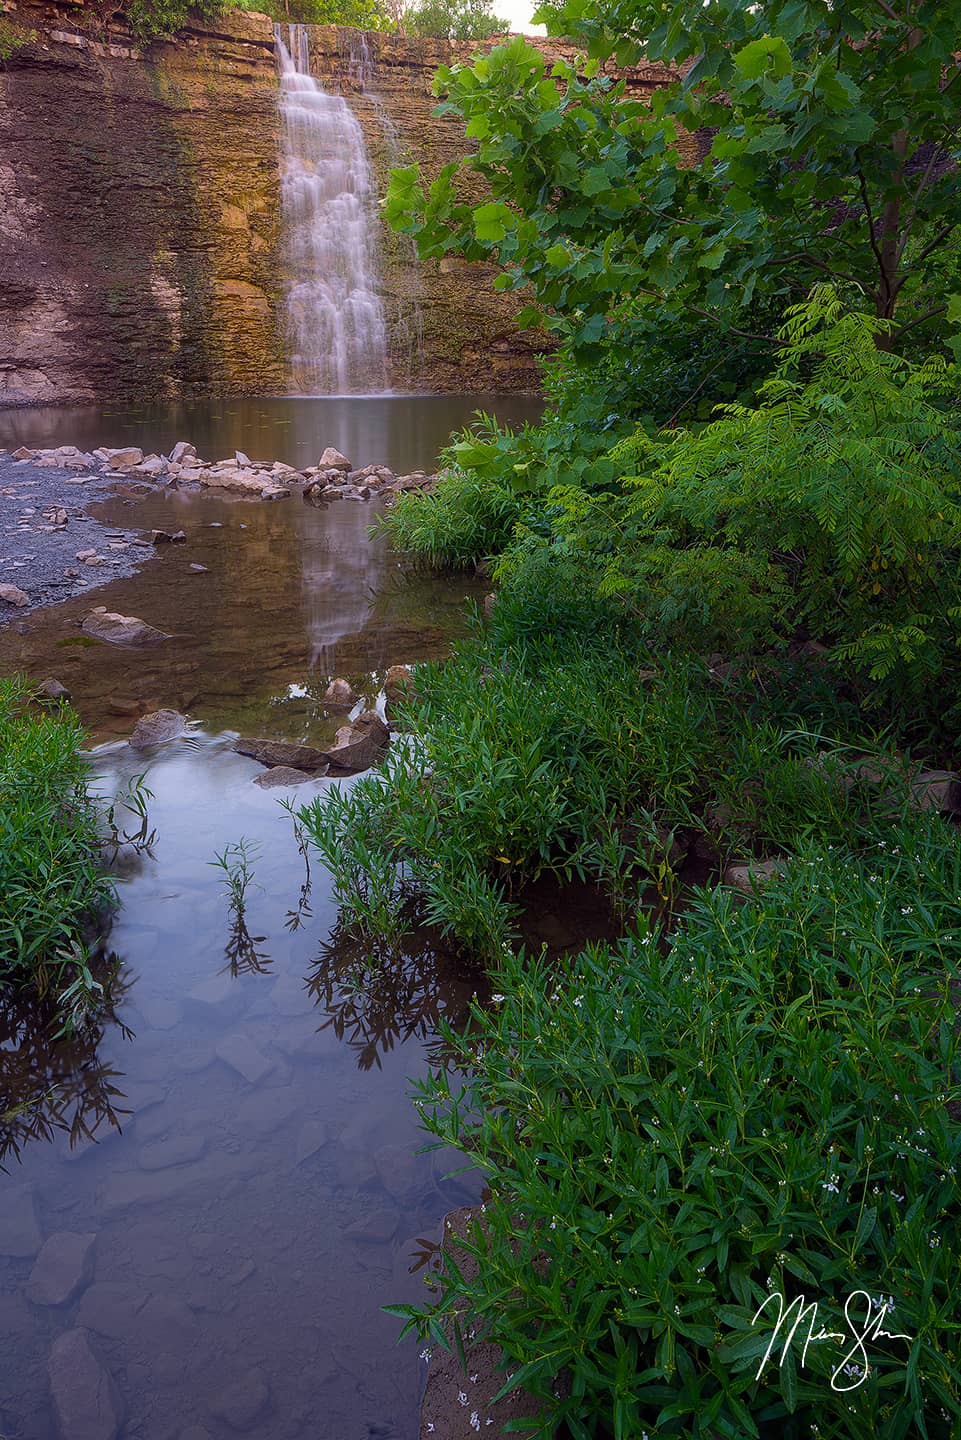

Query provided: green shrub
[0,676,113,997]
[297,633,891,959]
[393,816,961,1438]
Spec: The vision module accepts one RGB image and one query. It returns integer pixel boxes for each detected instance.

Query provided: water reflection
[307,924,485,1072]
[0,393,543,471]
[0,730,482,1438]
[0,965,133,1171]
[0,489,483,743]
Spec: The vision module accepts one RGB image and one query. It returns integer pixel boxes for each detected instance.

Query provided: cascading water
[274,23,388,394]
[342,28,425,386]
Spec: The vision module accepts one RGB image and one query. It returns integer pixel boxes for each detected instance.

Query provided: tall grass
[0,676,114,1002]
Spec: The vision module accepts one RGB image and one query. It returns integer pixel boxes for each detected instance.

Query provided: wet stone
[0,1182,42,1257]
[236,1087,300,1137]
[207,1367,272,1431]
[75,1283,145,1340]
[48,1329,125,1440]
[27,1231,96,1307]
[129,708,188,748]
[138,1134,207,1171]
[215,1034,274,1085]
[137,994,183,1030]
[252,765,319,788]
[295,1119,330,1166]
[344,1208,399,1245]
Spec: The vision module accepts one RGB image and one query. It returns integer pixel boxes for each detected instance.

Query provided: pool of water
[0,394,544,472]
[0,730,484,1440]
[0,400,515,1439]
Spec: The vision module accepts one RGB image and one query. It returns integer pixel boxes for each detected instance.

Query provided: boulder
[28,1231,96,1307]
[199,468,281,496]
[102,447,143,470]
[81,611,170,647]
[36,677,71,703]
[252,765,322,788]
[232,737,329,771]
[322,710,389,774]
[11,445,36,460]
[129,709,188,749]
[908,769,961,815]
[0,583,29,606]
[169,440,196,465]
[724,858,787,894]
[384,665,414,704]
[318,446,351,472]
[135,457,167,477]
[321,677,356,709]
[235,450,252,467]
[47,1329,125,1440]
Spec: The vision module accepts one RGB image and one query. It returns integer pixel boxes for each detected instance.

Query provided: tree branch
[891,303,947,341]
[855,154,886,276]
[910,220,958,269]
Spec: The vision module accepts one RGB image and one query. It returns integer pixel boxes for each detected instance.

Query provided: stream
[0,396,540,1440]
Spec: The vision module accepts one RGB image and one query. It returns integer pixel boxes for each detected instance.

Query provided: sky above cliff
[502,0,546,34]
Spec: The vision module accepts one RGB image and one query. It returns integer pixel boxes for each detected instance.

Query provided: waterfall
[341,28,425,388]
[274,24,388,395]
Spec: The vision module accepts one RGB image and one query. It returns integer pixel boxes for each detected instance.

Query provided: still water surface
[0,401,524,1439]
[0,395,543,472]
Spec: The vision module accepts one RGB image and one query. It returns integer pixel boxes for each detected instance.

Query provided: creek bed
[0,400,532,1440]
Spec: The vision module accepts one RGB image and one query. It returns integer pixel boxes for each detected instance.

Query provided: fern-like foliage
[549,288,961,702]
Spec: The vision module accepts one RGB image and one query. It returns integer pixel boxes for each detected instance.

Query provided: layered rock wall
[0,4,679,403]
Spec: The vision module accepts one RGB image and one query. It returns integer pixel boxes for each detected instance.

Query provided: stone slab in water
[233,736,329,771]
[81,610,170,647]
[27,1231,96,1307]
[252,764,321,788]
[0,1182,42,1257]
[48,1329,125,1440]
[129,708,188,748]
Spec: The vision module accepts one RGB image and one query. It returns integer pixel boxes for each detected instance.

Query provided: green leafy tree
[386,2,961,353]
[403,0,507,40]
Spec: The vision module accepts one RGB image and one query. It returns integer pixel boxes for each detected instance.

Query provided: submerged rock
[322,710,389,773]
[48,1329,125,1440]
[129,709,188,749]
[0,1182,42,1257]
[252,765,322,788]
[28,1231,96,1307]
[207,1367,271,1431]
[233,737,329,771]
[81,610,170,647]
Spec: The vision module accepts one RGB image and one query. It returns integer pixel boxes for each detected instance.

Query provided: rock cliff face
[0,4,679,404]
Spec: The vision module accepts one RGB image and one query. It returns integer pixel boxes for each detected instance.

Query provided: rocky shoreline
[0,440,437,622]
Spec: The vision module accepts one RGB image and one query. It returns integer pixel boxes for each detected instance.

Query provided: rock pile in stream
[6,443,438,505]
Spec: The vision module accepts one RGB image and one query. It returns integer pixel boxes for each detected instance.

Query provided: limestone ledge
[0,5,680,403]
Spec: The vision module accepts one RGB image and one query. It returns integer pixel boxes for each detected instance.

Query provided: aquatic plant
[210,837,270,974]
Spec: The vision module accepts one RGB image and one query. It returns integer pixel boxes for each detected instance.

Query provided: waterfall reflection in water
[275,23,389,395]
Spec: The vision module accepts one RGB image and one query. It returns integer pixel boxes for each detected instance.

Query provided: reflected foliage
[0,958,134,1170]
[307,922,483,1070]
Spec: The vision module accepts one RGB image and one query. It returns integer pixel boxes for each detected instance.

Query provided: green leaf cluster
[0,676,113,996]
[394,830,961,1436]
[388,0,961,351]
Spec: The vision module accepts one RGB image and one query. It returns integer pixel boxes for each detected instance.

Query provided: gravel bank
[0,451,154,622]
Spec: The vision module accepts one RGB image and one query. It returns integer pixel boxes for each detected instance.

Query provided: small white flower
[491,993,505,1004]
[458,1390,468,1405]
[470,1413,481,1432]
